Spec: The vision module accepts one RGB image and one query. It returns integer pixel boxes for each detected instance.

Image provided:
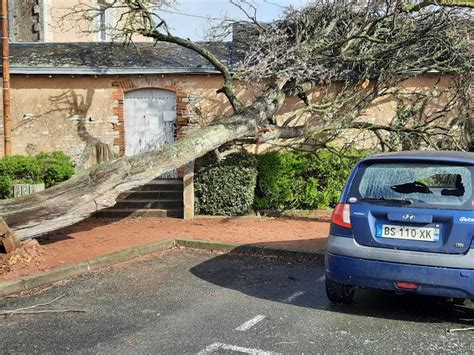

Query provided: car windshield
[351,162,473,210]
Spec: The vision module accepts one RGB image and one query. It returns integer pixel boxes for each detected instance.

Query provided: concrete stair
[95,178,184,219]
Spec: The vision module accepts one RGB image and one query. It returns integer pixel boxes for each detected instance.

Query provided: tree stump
[0,217,21,253]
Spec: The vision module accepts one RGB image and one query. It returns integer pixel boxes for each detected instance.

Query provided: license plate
[376,224,440,242]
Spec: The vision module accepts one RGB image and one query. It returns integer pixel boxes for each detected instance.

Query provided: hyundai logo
[403,214,416,221]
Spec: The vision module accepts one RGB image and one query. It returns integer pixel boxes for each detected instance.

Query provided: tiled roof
[7,41,232,75]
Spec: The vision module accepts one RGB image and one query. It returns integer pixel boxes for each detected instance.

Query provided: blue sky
[158,0,307,40]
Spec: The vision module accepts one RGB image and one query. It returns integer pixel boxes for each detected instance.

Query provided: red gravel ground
[0,214,331,281]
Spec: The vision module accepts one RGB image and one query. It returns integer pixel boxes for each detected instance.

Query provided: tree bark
[0,115,256,240]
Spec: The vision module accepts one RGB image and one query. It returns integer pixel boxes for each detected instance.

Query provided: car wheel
[325,277,355,304]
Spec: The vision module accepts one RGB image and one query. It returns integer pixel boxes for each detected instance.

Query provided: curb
[193,214,332,223]
[0,239,175,298]
[175,239,324,259]
[194,215,260,220]
[0,239,324,298]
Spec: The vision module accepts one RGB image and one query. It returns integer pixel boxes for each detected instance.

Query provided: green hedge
[194,149,366,216]
[0,152,74,199]
[255,149,366,210]
[195,151,257,216]
[36,152,75,188]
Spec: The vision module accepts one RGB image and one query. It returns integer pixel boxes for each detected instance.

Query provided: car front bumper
[325,236,474,298]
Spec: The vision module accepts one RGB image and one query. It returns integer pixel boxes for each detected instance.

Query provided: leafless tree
[1,0,472,240]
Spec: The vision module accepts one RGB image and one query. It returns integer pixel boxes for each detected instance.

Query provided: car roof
[363,150,474,165]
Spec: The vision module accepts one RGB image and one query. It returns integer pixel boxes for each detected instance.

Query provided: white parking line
[197,342,280,355]
[235,315,266,331]
[283,291,305,303]
[197,343,221,355]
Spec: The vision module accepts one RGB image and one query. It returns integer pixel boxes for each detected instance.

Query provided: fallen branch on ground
[0,286,54,302]
[0,294,85,317]
[0,309,86,315]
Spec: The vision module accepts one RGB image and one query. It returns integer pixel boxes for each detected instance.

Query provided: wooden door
[124,88,177,177]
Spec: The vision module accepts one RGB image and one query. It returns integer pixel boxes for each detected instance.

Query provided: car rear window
[349,162,474,210]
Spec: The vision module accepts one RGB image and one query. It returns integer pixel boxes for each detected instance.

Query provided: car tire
[325,277,355,304]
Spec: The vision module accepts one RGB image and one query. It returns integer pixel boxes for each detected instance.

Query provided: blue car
[325,151,474,304]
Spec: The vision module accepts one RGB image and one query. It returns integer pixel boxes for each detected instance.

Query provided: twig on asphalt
[1,294,66,317]
[0,309,86,315]
[27,285,54,297]
[0,286,54,303]
[0,294,19,302]
[448,327,474,333]
[274,341,298,345]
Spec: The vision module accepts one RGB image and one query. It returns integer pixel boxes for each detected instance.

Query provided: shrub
[195,151,257,216]
[254,151,298,210]
[0,175,13,199]
[0,152,74,198]
[0,156,43,198]
[0,155,42,183]
[36,152,75,188]
[255,149,366,210]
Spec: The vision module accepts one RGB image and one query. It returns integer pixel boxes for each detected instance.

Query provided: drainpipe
[1,0,10,156]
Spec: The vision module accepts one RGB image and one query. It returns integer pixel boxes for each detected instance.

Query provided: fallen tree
[1,0,472,241]
[0,115,256,239]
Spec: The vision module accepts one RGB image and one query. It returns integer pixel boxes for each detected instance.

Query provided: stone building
[0,40,235,219]
[0,41,452,161]
[0,42,233,163]
[1,1,183,163]
[0,1,459,219]
[0,1,457,163]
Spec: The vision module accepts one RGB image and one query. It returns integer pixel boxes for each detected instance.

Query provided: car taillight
[332,204,352,229]
[395,281,418,290]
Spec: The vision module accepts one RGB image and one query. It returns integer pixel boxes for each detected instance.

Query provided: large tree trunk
[0,115,256,240]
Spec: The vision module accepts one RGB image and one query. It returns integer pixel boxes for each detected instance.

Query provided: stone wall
[0,73,229,162]
[0,72,454,159]
[4,75,117,161]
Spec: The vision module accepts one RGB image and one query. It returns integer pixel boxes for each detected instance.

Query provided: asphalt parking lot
[1,248,474,354]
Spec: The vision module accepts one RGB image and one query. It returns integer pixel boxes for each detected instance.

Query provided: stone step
[94,178,185,219]
[149,178,183,184]
[118,190,183,201]
[95,208,184,219]
[113,199,183,210]
[132,182,183,192]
